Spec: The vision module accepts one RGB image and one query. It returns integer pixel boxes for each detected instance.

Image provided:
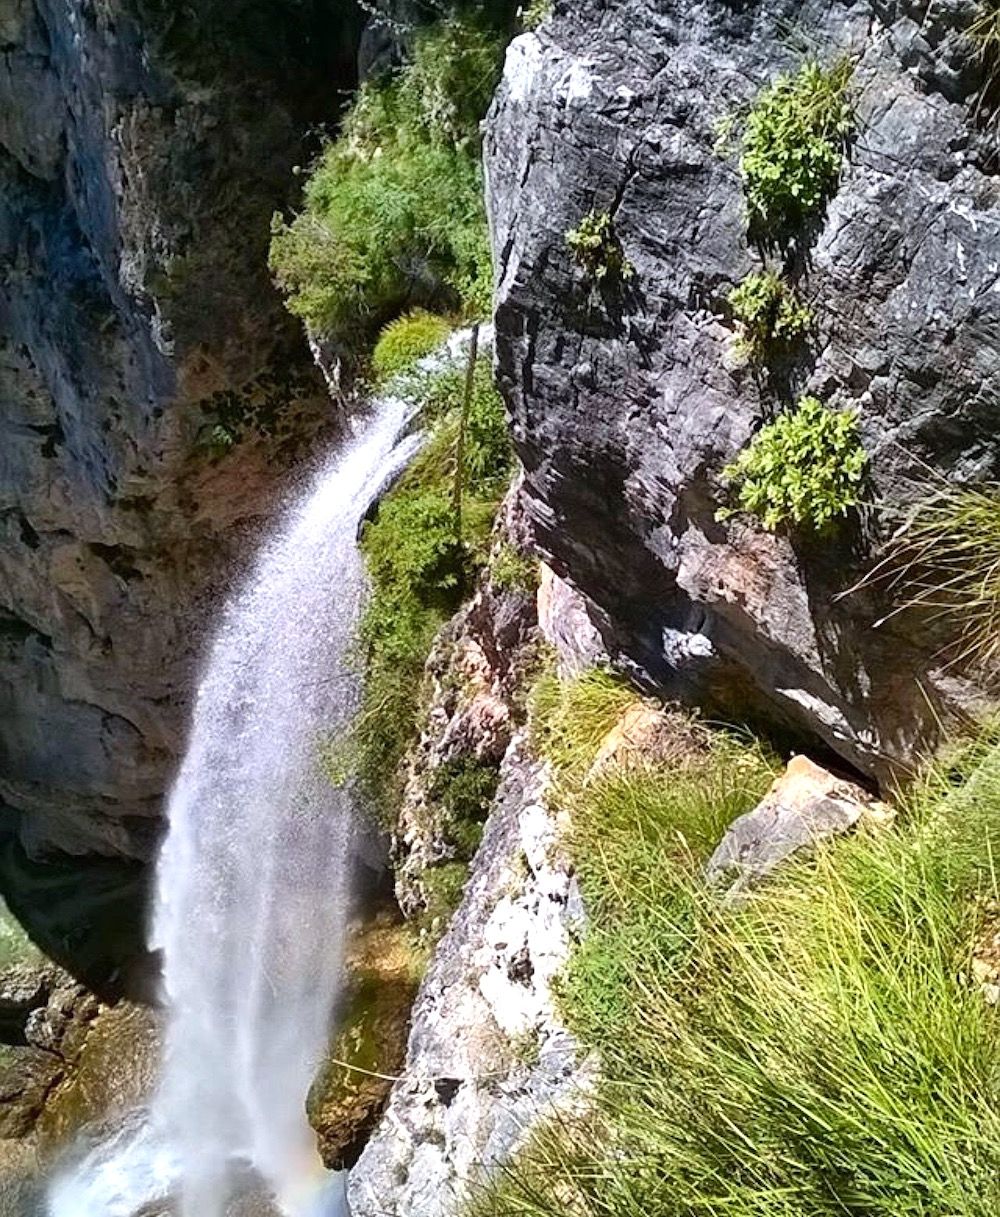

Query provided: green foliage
[490,543,538,594]
[269,13,505,343]
[529,667,639,781]
[521,0,553,30]
[342,357,514,820]
[371,310,453,383]
[737,58,854,233]
[862,480,1000,676]
[565,210,634,285]
[719,395,867,532]
[466,696,1000,1217]
[428,755,501,859]
[728,270,812,362]
[421,861,471,926]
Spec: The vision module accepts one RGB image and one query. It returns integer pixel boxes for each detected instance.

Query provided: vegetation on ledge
[269,8,508,349]
[468,675,1000,1217]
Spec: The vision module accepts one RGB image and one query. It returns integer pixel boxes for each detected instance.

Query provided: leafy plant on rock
[735,57,854,234]
[728,270,812,362]
[565,209,634,285]
[718,395,867,532]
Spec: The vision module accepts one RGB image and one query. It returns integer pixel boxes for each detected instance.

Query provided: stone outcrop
[486,0,1000,785]
[0,0,365,975]
[348,739,585,1217]
[706,754,892,898]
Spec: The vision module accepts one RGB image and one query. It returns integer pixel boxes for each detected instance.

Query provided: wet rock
[706,755,892,898]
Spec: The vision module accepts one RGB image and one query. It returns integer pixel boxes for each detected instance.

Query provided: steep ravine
[0,0,364,976]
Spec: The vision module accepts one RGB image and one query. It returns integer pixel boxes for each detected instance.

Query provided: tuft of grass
[467,712,1000,1217]
[728,270,812,363]
[859,480,1000,676]
[371,310,453,384]
[718,395,867,532]
[529,668,640,781]
[520,0,553,31]
[736,57,854,234]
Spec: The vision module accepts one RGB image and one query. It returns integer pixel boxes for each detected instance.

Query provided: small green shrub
[421,861,471,926]
[565,210,634,285]
[737,58,854,233]
[371,310,453,383]
[719,395,867,532]
[728,270,811,362]
[270,13,505,344]
[428,755,501,859]
[490,543,538,593]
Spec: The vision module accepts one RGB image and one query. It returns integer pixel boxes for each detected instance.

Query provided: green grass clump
[270,12,506,344]
[737,58,854,234]
[428,755,501,859]
[467,706,1000,1217]
[719,395,867,532]
[490,543,539,594]
[565,210,634,286]
[371,310,453,383]
[862,480,1000,676]
[728,270,812,362]
[340,359,513,820]
[529,668,640,781]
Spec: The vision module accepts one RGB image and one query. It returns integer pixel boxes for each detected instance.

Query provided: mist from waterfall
[47,393,421,1217]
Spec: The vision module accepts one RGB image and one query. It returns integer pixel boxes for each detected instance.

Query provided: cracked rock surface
[487,0,1000,783]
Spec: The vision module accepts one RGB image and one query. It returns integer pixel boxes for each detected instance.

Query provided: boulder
[706,755,892,897]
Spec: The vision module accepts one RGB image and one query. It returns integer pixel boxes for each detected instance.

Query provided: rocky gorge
[3,0,1000,1214]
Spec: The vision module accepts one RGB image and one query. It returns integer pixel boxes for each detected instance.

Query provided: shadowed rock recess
[0,0,364,978]
[487,0,1000,783]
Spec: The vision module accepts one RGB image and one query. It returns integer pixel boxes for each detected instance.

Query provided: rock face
[349,739,585,1217]
[486,0,1000,784]
[0,0,365,974]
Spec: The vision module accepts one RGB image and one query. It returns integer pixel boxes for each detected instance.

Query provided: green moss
[421,861,472,926]
[269,12,507,345]
[429,755,501,859]
[490,542,538,594]
[334,358,513,822]
[520,0,553,30]
[718,395,867,532]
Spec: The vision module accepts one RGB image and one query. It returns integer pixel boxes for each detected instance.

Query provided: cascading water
[48,392,422,1217]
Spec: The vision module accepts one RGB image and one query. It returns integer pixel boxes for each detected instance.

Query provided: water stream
[47,394,421,1217]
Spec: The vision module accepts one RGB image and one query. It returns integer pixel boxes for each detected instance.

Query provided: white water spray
[48,394,421,1217]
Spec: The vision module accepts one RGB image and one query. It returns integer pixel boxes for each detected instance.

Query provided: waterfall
[47,393,421,1217]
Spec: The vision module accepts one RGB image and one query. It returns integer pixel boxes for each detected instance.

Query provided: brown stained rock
[971,903,1000,1006]
[706,755,893,897]
[308,916,420,1171]
[587,701,708,783]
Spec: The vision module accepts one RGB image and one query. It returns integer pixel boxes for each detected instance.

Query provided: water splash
[48,394,420,1217]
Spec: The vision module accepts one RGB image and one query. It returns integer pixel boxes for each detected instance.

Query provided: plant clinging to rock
[371,310,453,384]
[565,209,634,285]
[728,271,812,362]
[719,395,867,532]
[736,57,854,234]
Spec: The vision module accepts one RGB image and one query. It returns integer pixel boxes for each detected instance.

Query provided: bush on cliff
[718,395,867,532]
[269,12,505,346]
[371,310,454,383]
[467,680,1000,1217]
[727,57,854,235]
